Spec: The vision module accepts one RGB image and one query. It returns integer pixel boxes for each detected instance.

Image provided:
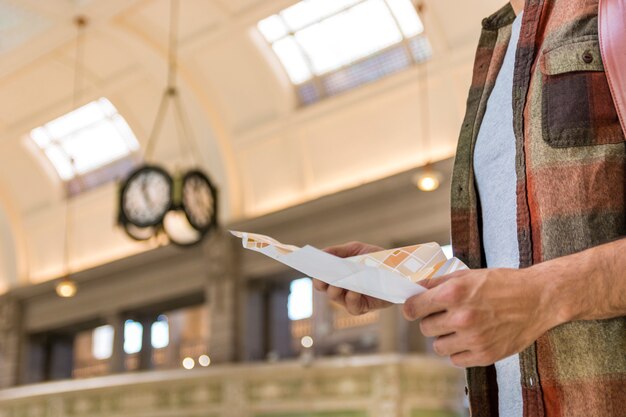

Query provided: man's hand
[403,268,562,368]
[313,241,392,315]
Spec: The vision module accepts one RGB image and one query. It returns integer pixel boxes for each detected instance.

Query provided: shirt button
[582,51,594,64]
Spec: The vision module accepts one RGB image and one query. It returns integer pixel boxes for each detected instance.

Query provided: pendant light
[117,0,218,247]
[412,2,442,192]
[56,16,88,298]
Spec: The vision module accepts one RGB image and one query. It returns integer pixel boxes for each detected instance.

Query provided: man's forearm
[532,238,626,325]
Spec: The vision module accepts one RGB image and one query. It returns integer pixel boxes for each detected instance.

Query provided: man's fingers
[419,274,455,290]
[419,311,454,337]
[323,242,384,258]
[403,277,468,321]
[324,242,362,258]
[449,350,479,368]
[403,289,445,321]
[312,278,329,292]
[326,285,347,306]
[432,333,466,357]
[345,291,368,315]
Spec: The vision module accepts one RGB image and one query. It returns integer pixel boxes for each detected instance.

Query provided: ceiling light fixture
[55,16,88,298]
[413,2,441,193]
[117,0,218,247]
[413,165,443,192]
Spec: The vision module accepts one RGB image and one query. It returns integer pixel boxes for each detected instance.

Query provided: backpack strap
[599,0,626,135]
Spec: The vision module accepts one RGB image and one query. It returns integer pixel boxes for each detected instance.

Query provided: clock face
[121,166,173,228]
[181,170,217,232]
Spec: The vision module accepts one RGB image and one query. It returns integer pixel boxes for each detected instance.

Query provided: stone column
[406,319,428,353]
[137,315,155,370]
[203,230,239,364]
[0,296,21,388]
[378,305,404,353]
[107,312,126,373]
[311,289,332,356]
[268,282,293,358]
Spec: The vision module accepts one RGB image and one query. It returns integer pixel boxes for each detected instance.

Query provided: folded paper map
[231,231,467,304]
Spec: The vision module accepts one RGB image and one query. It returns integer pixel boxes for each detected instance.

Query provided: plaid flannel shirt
[450,1,626,416]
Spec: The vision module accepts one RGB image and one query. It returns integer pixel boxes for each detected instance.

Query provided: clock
[181,170,218,233]
[118,165,218,247]
[122,223,157,242]
[119,165,172,228]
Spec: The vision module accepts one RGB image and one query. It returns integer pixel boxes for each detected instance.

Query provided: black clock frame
[118,164,218,247]
[181,169,219,233]
[119,164,173,229]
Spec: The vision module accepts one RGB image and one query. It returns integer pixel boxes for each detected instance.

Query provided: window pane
[257,0,432,105]
[29,97,140,186]
[271,37,313,84]
[44,145,74,180]
[151,318,169,349]
[257,15,289,42]
[124,320,143,354]
[288,278,313,320]
[281,0,361,31]
[386,0,424,38]
[111,114,140,151]
[97,97,118,117]
[61,122,130,175]
[30,127,51,148]
[92,325,114,360]
[295,0,402,75]
[46,101,104,138]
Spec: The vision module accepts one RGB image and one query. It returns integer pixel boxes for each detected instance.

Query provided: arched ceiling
[0,0,507,291]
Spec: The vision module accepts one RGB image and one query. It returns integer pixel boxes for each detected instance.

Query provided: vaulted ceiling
[0,0,507,292]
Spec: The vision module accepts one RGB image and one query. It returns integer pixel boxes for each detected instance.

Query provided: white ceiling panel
[124,0,228,47]
[0,0,52,55]
[0,59,74,126]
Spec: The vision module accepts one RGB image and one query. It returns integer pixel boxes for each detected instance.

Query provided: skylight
[30,98,139,185]
[257,0,431,104]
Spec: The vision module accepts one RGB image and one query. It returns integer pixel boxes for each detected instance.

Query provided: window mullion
[382,0,419,65]
[277,14,326,99]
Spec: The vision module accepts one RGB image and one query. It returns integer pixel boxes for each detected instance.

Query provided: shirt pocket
[540,37,625,147]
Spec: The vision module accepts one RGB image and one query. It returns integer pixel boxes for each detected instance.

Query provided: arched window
[29,98,139,195]
[257,0,432,105]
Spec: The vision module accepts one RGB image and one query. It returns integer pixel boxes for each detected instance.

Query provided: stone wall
[0,296,20,389]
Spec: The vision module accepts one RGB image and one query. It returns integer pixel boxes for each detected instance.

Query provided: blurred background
[0,0,506,416]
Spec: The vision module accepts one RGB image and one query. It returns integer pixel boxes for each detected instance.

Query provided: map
[231,231,467,304]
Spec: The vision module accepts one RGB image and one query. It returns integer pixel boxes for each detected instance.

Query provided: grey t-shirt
[473,12,524,417]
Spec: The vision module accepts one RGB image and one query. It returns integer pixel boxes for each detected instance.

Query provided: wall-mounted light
[56,277,77,298]
[413,165,442,192]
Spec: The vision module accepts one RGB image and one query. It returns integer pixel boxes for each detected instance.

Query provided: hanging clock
[181,170,218,232]
[123,223,158,242]
[119,165,173,228]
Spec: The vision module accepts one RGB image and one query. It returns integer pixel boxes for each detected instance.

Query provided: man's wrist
[529,248,602,326]
[528,256,586,328]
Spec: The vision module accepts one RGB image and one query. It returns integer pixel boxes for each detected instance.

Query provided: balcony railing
[0,354,465,417]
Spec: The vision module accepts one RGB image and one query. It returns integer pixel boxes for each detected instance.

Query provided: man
[313,1,626,416]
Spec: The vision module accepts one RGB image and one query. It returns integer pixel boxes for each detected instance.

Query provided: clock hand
[141,175,155,208]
